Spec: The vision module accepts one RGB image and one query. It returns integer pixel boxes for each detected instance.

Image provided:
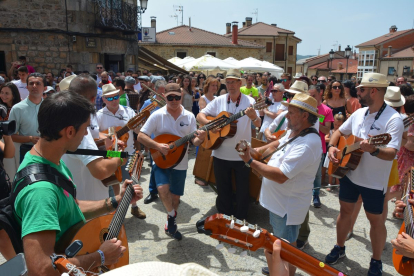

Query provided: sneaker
[165,212,182,240]
[296,239,309,250]
[261,267,269,275]
[313,195,321,208]
[325,245,346,264]
[131,206,146,219]
[367,259,382,276]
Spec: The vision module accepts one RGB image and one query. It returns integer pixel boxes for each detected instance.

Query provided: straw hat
[384,86,405,107]
[225,69,241,80]
[59,74,77,91]
[285,81,309,94]
[165,83,181,96]
[282,93,321,117]
[293,72,303,79]
[356,73,389,88]
[102,83,120,97]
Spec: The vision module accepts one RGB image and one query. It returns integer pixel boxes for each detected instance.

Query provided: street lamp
[345,45,352,80]
[329,49,335,74]
[140,0,148,13]
[137,0,148,74]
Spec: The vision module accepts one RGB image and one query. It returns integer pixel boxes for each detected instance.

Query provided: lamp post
[137,0,148,74]
[329,49,335,74]
[345,45,352,80]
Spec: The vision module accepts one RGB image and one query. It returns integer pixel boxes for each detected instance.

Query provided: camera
[0,105,16,139]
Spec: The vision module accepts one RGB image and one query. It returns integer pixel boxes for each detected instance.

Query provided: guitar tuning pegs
[227,246,236,254]
[240,251,248,257]
[230,215,235,229]
[240,220,249,233]
[216,242,224,250]
[61,273,70,276]
[253,224,260,238]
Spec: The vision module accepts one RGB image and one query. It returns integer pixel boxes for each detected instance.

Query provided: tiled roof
[223,22,297,38]
[331,62,358,74]
[356,29,414,47]
[382,45,414,59]
[143,25,263,48]
[309,59,358,73]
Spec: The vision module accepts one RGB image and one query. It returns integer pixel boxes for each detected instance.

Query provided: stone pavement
[0,150,402,275]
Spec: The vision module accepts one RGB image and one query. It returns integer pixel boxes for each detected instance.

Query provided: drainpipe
[273,36,276,64]
[285,34,288,72]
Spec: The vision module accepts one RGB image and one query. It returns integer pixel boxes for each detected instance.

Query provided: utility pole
[173,5,183,25]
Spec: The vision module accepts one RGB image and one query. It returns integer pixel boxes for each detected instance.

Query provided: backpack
[0,163,76,254]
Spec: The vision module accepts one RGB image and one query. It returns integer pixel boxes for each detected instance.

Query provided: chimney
[338,62,343,70]
[246,17,252,27]
[389,25,398,33]
[242,22,246,28]
[388,46,392,57]
[226,23,231,34]
[271,24,277,27]
[338,45,341,51]
[150,16,156,29]
[189,17,191,31]
[232,21,238,44]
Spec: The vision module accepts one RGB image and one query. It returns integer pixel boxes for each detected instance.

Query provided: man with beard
[324,73,404,276]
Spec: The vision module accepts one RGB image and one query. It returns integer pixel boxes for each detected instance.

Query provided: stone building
[223,18,301,75]
[0,0,142,75]
[379,46,414,82]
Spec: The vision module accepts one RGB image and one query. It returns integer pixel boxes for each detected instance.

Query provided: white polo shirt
[96,105,136,155]
[61,128,108,201]
[260,129,322,225]
[89,114,100,139]
[339,105,404,191]
[12,80,29,100]
[140,106,196,170]
[200,93,259,161]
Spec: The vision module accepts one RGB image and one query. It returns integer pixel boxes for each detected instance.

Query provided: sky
[140,0,414,56]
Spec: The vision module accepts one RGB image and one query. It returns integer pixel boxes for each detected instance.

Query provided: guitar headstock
[196,214,273,252]
[368,133,391,146]
[127,110,151,129]
[254,97,273,110]
[127,151,144,183]
[235,139,250,154]
[404,114,414,128]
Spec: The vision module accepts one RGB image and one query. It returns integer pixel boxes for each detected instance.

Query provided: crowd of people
[0,58,413,276]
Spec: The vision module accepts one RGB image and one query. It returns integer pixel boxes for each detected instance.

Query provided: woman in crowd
[198,77,218,111]
[310,75,318,86]
[342,80,361,115]
[255,73,262,87]
[180,75,193,112]
[323,81,347,127]
[196,73,206,94]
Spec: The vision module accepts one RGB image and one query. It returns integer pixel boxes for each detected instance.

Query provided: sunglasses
[327,79,333,81]
[96,67,103,69]
[271,90,280,93]
[280,79,287,82]
[312,78,318,81]
[105,95,120,101]
[332,86,341,90]
[359,87,374,93]
[318,80,326,83]
[166,95,182,101]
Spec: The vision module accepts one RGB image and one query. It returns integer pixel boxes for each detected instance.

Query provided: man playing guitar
[138,83,206,240]
[14,92,143,275]
[197,69,261,220]
[325,73,404,276]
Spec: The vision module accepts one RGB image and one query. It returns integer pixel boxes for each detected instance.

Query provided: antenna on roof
[317,45,321,56]
[173,5,183,26]
[170,14,178,26]
[252,9,258,23]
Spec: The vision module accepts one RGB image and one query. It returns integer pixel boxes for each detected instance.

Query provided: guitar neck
[174,121,224,148]
[403,169,414,235]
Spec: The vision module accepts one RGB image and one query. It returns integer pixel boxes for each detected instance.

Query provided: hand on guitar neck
[264,239,290,276]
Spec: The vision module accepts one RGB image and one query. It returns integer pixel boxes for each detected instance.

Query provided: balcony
[92,0,140,34]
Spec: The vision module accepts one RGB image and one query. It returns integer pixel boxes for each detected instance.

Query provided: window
[275,44,285,61]
[357,50,377,79]
[176,52,187,59]
[387,67,395,76]
[403,66,411,76]
[288,67,293,76]
[288,46,293,55]
[206,52,216,57]
[266,42,272,53]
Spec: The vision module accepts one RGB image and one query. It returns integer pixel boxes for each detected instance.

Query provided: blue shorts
[151,164,187,196]
[339,175,385,214]
[269,212,300,243]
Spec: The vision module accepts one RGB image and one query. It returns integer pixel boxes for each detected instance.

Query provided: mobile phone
[65,240,83,258]
[0,253,27,276]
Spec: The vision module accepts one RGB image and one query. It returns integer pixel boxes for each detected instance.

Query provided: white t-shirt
[267,110,320,133]
[96,105,137,154]
[89,114,100,139]
[61,129,108,201]
[260,129,322,225]
[12,80,29,100]
[134,83,142,93]
[200,93,259,161]
[260,101,284,133]
[140,106,197,170]
[339,105,404,191]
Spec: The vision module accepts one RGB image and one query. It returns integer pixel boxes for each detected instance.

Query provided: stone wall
[379,59,412,82]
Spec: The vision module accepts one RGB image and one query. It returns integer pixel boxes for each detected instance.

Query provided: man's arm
[319,122,331,135]
[1,135,15,158]
[196,112,210,126]
[86,157,125,180]
[11,134,39,144]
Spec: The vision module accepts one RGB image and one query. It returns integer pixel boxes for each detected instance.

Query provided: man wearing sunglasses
[138,83,206,240]
[96,63,112,85]
[280,73,292,90]
[317,76,327,84]
[96,83,147,220]
[325,73,404,276]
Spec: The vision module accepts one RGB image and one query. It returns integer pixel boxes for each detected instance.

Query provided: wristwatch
[245,158,253,167]
[110,196,118,209]
[370,148,380,157]
[327,144,335,151]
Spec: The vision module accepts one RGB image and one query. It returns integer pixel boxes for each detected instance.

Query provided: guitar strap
[273,116,286,133]
[66,148,129,158]
[260,127,319,162]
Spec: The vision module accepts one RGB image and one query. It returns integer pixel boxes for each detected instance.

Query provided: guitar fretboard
[404,168,414,236]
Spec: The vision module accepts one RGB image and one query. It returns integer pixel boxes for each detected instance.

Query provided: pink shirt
[318,103,334,153]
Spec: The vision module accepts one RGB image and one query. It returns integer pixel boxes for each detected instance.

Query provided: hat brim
[165,91,182,96]
[356,83,389,88]
[103,90,120,97]
[225,76,241,80]
[285,89,306,94]
[385,97,405,107]
[282,101,321,117]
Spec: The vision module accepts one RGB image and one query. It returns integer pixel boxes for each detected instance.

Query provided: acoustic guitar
[55,151,144,273]
[393,167,414,276]
[196,214,348,276]
[201,97,273,150]
[328,133,391,178]
[150,116,229,169]
[53,255,97,276]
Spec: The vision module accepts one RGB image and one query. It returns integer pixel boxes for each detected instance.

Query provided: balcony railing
[92,0,140,33]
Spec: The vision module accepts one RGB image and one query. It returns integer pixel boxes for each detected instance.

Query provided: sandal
[195,179,208,186]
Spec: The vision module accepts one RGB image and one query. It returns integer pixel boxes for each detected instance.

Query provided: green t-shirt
[119,93,128,107]
[240,86,259,97]
[14,153,85,241]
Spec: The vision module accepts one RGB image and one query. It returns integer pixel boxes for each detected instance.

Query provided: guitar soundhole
[100,228,109,243]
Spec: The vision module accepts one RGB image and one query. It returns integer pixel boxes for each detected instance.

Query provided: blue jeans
[269,212,300,243]
[148,154,158,195]
[313,153,325,196]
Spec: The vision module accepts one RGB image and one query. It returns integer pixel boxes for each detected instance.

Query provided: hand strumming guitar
[328,146,341,164]
[238,145,252,163]
[391,232,414,259]
[98,238,126,266]
[156,143,170,156]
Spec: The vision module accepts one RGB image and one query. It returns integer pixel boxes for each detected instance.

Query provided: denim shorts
[339,175,385,214]
[269,212,300,243]
[151,164,187,196]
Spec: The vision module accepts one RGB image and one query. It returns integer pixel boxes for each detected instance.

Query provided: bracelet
[105,198,111,212]
[245,158,253,167]
[327,144,335,151]
[110,196,118,209]
[97,249,105,266]
[370,148,380,157]
[252,117,259,122]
